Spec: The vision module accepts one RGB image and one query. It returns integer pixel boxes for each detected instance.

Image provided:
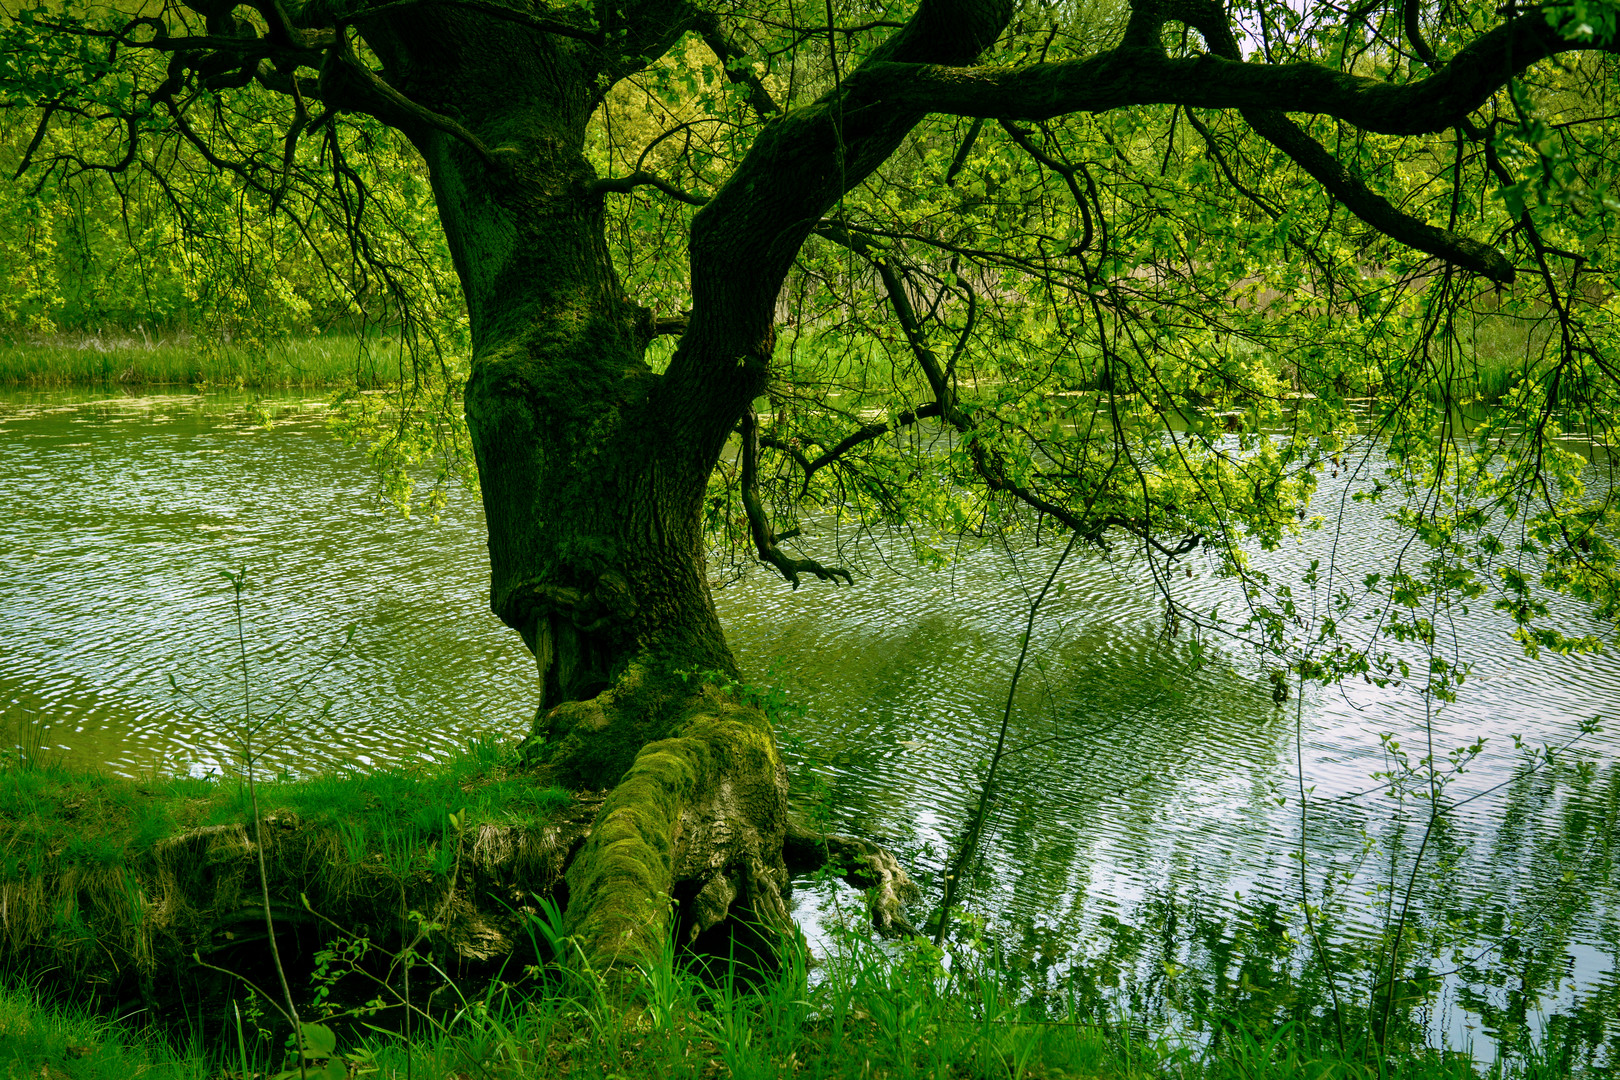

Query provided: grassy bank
[0,333,413,388]
[0,929,1577,1080]
[0,324,1548,407]
[0,746,1599,1079]
[0,740,581,1003]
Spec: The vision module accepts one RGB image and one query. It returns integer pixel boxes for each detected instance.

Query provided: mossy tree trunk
[342,0,1010,967]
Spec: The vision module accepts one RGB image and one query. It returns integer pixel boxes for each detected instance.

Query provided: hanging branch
[933,529,1079,946]
[739,407,853,586]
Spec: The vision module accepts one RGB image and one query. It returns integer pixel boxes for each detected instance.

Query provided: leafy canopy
[2,0,1618,692]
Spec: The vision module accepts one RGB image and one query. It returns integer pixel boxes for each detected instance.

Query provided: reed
[0,332,410,388]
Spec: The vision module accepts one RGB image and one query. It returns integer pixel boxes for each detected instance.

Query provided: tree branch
[1245,108,1514,281]
[814,219,1202,560]
[739,409,852,587]
[693,9,779,120]
[321,36,500,167]
[590,169,710,205]
[760,402,942,496]
[331,0,602,44]
[845,13,1616,138]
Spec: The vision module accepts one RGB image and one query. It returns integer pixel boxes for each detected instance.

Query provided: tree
[4,0,1616,968]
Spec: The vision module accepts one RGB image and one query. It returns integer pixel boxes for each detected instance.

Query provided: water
[1,388,1616,1063]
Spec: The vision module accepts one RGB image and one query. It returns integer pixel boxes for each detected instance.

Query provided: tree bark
[342,0,1009,967]
[344,4,806,966]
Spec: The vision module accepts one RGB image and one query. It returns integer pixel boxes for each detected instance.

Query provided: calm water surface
[1,388,1616,1059]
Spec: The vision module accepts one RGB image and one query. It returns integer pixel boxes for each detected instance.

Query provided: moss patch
[0,741,584,1003]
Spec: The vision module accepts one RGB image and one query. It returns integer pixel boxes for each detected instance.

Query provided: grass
[0,732,1599,1079]
[0,332,414,388]
[0,738,578,993]
[0,917,1587,1080]
[0,737,571,877]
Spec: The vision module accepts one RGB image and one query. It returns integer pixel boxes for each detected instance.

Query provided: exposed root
[785,820,922,937]
[561,681,793,968]
[0,795,592,1001]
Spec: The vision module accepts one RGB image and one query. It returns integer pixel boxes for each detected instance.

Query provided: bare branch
[740,409,852,587]
[591,169,710,205]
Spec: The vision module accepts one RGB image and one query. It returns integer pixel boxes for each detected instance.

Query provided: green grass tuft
[0,921,1589,1080]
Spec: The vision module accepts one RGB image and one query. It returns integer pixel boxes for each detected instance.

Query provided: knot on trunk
[509,569,640,637]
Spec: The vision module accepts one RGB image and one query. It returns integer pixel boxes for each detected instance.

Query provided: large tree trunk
[348,0,1010,968]
[351,8,795,967]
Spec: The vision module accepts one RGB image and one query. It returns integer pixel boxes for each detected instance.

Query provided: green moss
[562,681,791,969]
[533,662,691,789]
[0,738,581,987]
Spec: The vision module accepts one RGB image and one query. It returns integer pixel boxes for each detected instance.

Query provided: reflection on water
[1,389,1615,1064]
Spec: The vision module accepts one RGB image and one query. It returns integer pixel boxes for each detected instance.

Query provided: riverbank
[0,741,581,1003]
[0,939,1571,1080]
[0,328,1537,404]
[0,747,1605,1078]
[0,333,409,388]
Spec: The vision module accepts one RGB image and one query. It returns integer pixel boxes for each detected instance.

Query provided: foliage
[2,0,1619,991]
[0,0,1614,681]
[0,906,1604,1080]
[0,12,460,347]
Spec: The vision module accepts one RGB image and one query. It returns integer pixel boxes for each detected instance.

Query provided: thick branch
[1244,109,1513,281]
[846,14,1615,137]
[1176,3,1517,282]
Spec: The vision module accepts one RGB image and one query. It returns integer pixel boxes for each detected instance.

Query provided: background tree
[3,0,1616,966]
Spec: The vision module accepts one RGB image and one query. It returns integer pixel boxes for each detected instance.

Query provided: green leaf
[301,1022,338,1059]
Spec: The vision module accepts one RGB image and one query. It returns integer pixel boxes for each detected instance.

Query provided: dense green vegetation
[0,738,577,999]
[0,905,1593,1080]
[0,332,408,387]
[1,0,1617,1070]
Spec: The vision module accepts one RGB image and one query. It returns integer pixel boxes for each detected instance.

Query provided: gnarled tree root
[785,820,922,937]
[561,684,794,968]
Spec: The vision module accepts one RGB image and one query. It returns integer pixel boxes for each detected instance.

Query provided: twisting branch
[996,120,1094,254]
[590,170,710,205]
[269,75,310,213]
[760,402,942,496]
[739,409,853,587]
[844,10,1618,136]
[693,10,779,120]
